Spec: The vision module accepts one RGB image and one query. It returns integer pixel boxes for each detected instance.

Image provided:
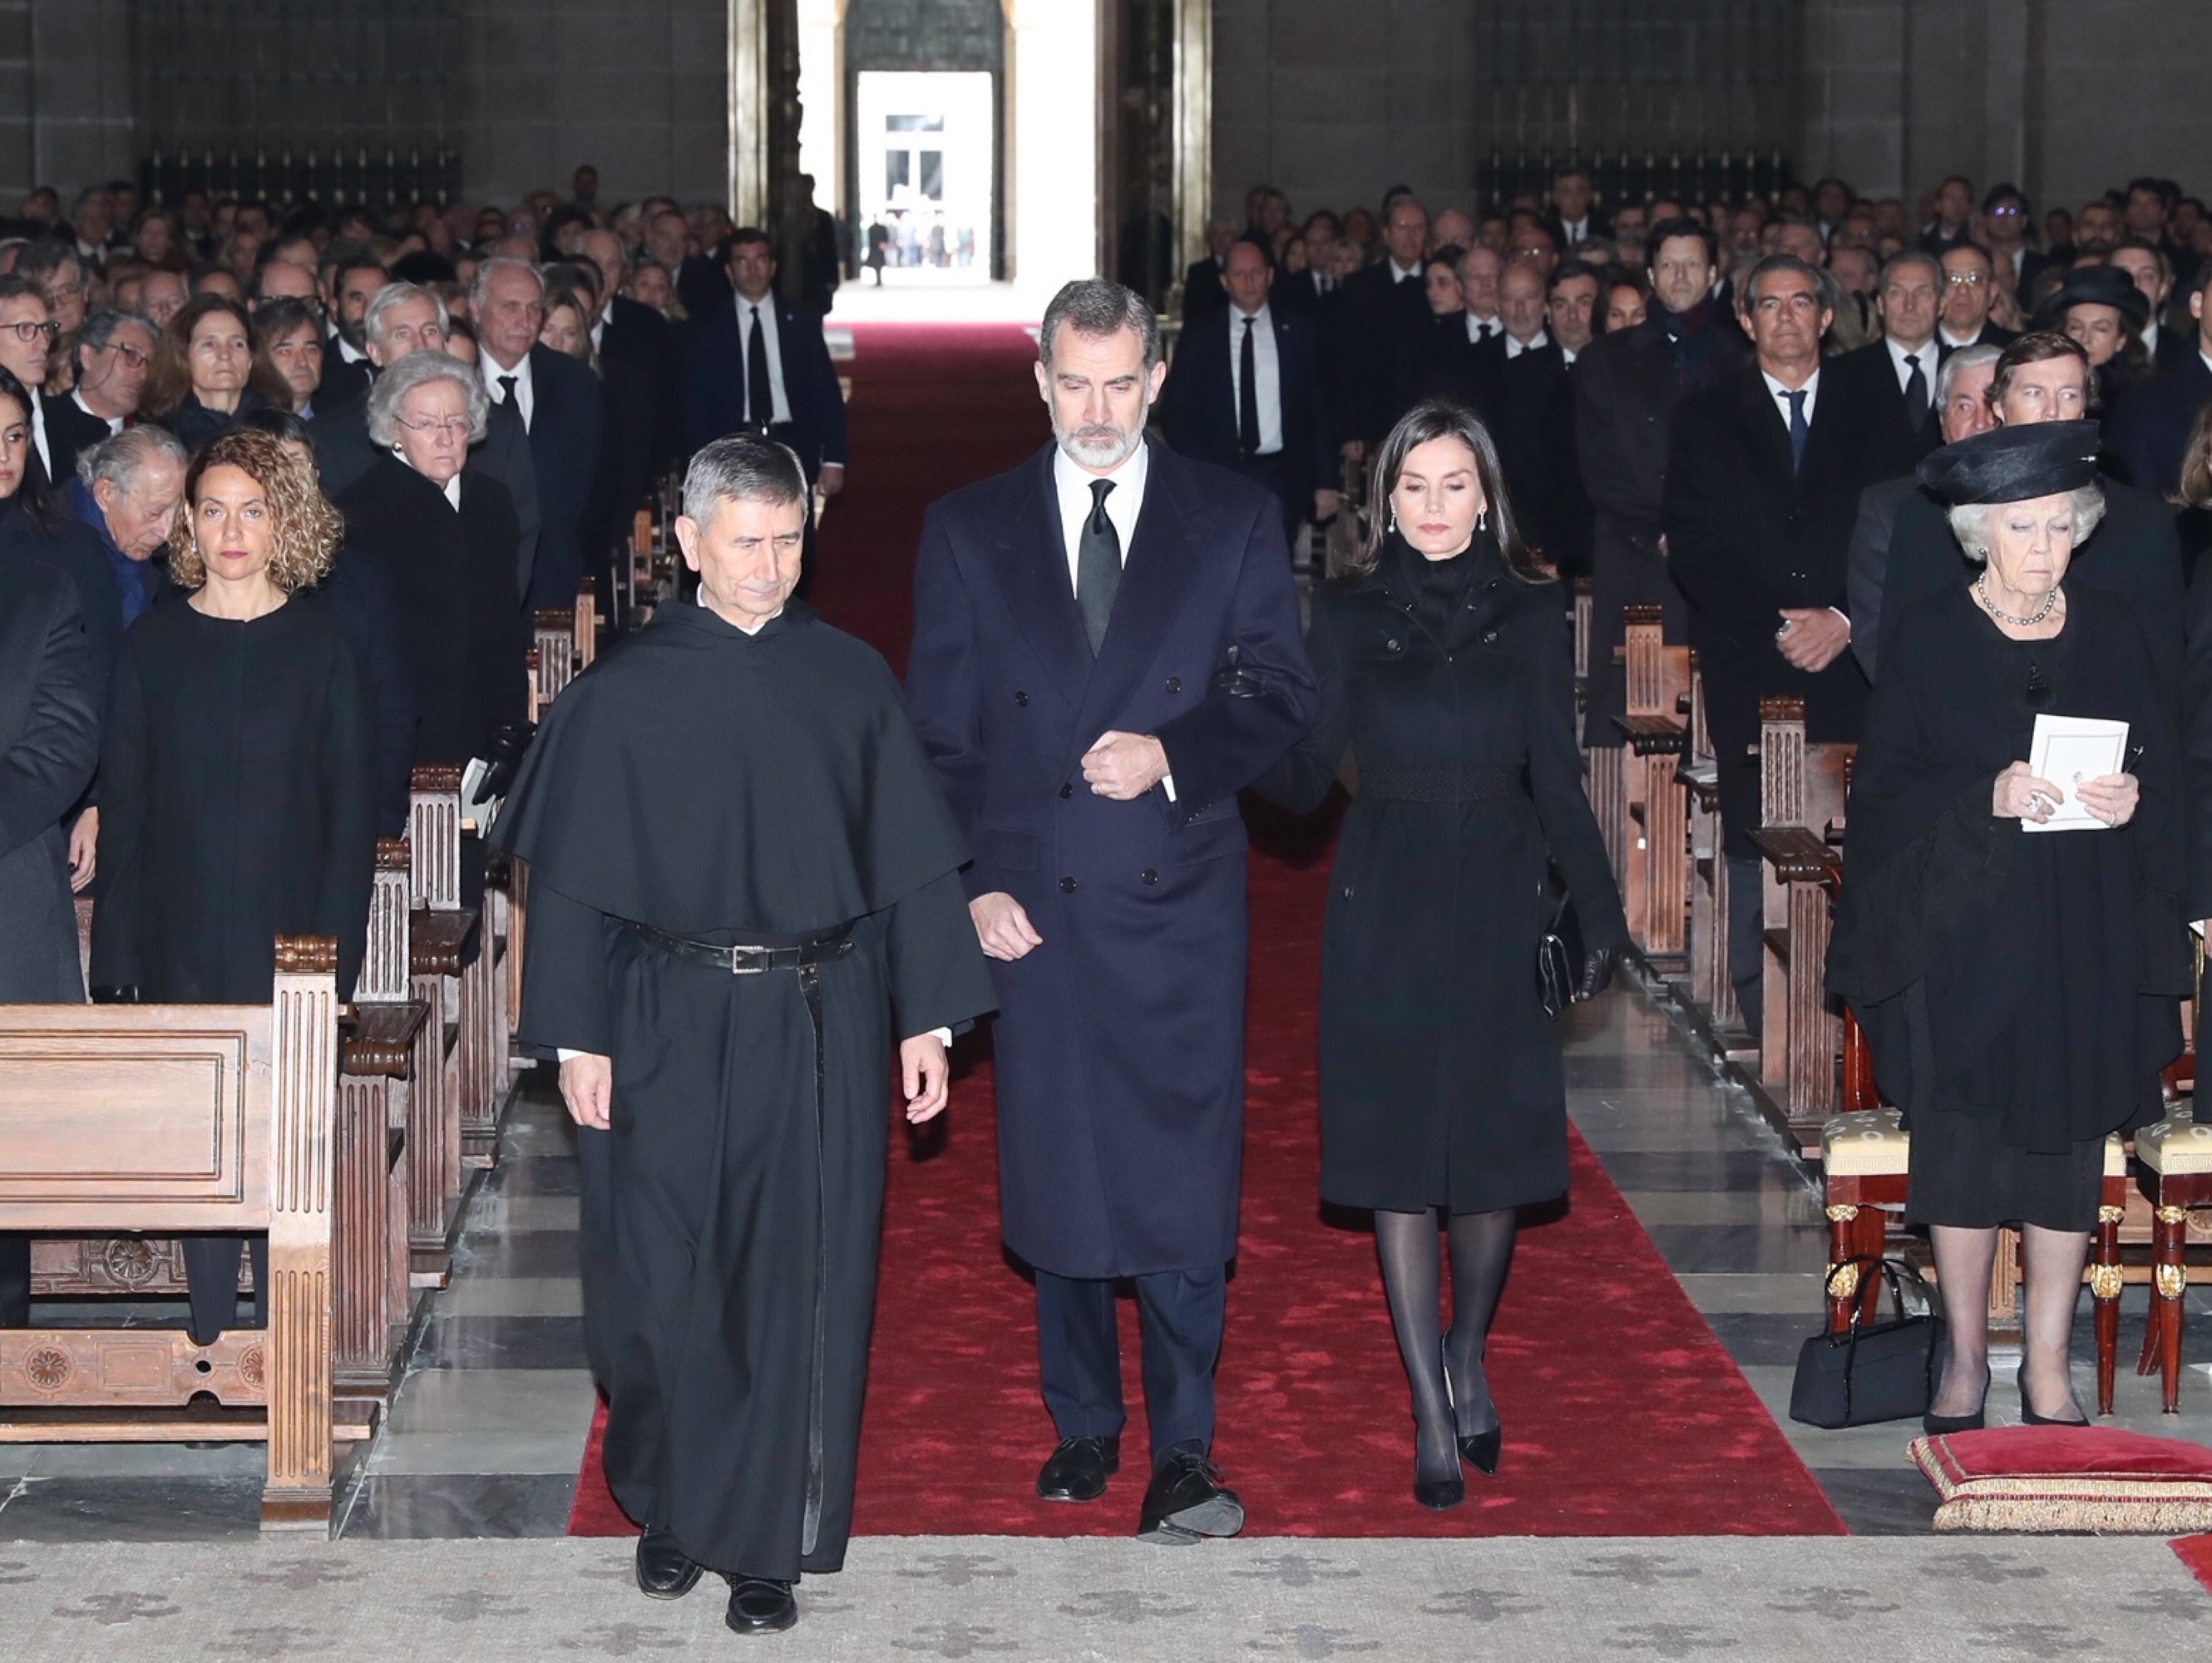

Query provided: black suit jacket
[1495,342,1593,576]
[593,294,677,560]
[317,339,373,409]
[0,560,99,1001]
[1335,261,1433,446]
[2112,350,2212,498]
[42,391,112,489]
[1154,306,1335,517]
[1543,212,1612,249]
[675,294,847,479]
[1181,257,1228,320]
[1938,323,2019,358]
[506,344,606,610]
[1825,339,1942,476]
[1390,313,1489,427]
[1663,363,1889,849]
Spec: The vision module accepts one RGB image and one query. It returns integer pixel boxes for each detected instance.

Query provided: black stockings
[1375,1207,1517,1482]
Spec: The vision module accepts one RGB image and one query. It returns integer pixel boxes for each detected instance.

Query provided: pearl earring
[1477,507,1489,531]
[1388,509,1399,534]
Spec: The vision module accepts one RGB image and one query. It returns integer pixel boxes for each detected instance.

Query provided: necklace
[1975,573,2059,629]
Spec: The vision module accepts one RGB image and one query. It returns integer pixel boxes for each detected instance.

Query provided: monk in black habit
[489,437,995,1636]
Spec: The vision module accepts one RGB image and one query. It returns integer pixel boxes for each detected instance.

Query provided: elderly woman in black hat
[2036,264,2152,407]
[1829,422,2189,1434]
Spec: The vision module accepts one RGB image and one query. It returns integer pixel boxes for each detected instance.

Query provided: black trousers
[1035,1265,1225,1468]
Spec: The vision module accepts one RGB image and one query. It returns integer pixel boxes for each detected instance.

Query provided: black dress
[87,595,378,1338]
[1828,582,2189,1231]
[1257,535,1628,1213]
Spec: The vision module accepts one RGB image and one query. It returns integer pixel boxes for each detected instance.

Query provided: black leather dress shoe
[1037,1435,1120,1503]
[1136,1448,1245,1544]
[634,1528,703,1599]
[724,1575,797,1635]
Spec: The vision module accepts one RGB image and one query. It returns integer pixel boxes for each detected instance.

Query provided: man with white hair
[491,433,994,1635]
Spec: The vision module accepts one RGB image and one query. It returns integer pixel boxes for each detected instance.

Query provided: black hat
[1916,421,2101,505]
[2032,263,2151,329]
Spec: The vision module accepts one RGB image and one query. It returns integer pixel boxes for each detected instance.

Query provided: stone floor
[2,978,2208,1547]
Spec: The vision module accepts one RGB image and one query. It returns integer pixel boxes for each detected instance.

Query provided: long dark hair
[0,365,56,521]
[1342,399,1552,585]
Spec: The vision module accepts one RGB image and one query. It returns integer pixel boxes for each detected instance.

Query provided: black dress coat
[906,439,1318,1279]
[0,560,99,1001]
[1153,303,1335,521]
[333,457,530,771]
[1829,583,2186,1153]
[1256,536,1627,1213]
[508,345,607,611]
[2110,349,2212,499]
[1664,363,1888,856]
[88,596,378,1002]
[1824,339,1943,476]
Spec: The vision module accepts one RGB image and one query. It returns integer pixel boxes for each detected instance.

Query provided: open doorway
[854,70,995,284]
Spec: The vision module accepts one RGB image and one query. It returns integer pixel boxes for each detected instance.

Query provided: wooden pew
[407,766,477,1283]
[1609,607,1693,962]
[1676,663,1745,1042]
[1745,697,1853,1155]
[0,937,345,1529]
[533,609,577,708]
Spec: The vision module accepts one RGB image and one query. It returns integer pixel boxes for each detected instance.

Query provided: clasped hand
[1993,761,2139,827]
[1775,608,1849,673]
[1082,731,1169,800]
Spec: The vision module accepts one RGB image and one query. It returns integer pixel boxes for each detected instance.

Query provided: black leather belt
[1360,763,1526,805]
[620,920,853,975]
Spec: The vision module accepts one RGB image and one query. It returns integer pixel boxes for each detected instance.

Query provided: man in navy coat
[906,279,1316,1544]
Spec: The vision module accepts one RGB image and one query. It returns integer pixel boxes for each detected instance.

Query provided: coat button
[1014,690,1029,707]
[1385,637,1403,654]
[1059,782,1074,799]
[1481,629,1499,644]
[1165,676,1183,693]
[1341,885,1355,899]
[1487,578,1502,590]
[1059,876,1079,893]
[1141,869,1158,885]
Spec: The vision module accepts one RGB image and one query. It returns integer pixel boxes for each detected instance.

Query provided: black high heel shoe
[1441,1339,1502,1478]
[1412,1340,1464,1509]
[2017,1364,2086,1427]
[1922,1363,1991,1436]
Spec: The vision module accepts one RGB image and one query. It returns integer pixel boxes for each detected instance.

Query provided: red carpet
[2177,1534,2212,1593]
[567,320,1844,1539]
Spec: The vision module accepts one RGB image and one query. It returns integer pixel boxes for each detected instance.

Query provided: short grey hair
[364,281,450,348]
[1740,253,1842,321]
[1947,483,2106,563]
[1933,342,2002,410]
[365,350,489,447]
[77,423,187,493]
[1878,248,1945,292]
[682,433,809,526]
[1039,279,1159,372]
[469,254,543,314]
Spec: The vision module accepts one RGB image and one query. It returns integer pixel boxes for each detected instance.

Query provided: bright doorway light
[854,70,995,284]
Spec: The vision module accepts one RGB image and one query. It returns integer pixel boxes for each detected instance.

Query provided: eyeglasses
[98,341,151,369]
[41,282,82,304]
[2,320,59,344]
[394,416,472,438]
[1987,205,2023,219]
[1945,271,1987,287]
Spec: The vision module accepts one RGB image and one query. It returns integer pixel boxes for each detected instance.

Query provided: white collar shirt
[1389,258,1421,284]
[27,391,50,478]
[1884,334,1934,396]
[1464,312,1501,343]
[1938,325,1982,349]
[1560,345,1578,367]
[735,294,792,426]
[1761,366,1819,432]
[330,329,368,365]
[441,472,462,512]
[481,349,536,432]
[1504,329,1548,360]
[1227,303,1283,456]
[2143,320,2161,357]
[1561,216,1589,244]
[1053,439,1148,593]
[72,388,123,437]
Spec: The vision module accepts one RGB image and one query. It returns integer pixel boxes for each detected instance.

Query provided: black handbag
[1536,891,1585,1020]
[1788,1256,1946,1429]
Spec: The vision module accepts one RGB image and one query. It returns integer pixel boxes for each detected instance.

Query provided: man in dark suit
[0,561,101,1326]
[1982,185,2050,299]
[1919,175,1976,257]
[476,256,605,611]
[1935,244,2018,356]
[1665,254,1889,1026]
[1155,239,1336,552]
[1335,196,1434,452]
[0,274,60,490]
[1575,216,1748,748]
[677,229,847,593]
[1824,249,1945,476]
[1179,220,1236,323]
[2110,239,2193,373]
[1543,165,1610,250]
[1866,332,2184,700]
[1496,263,1599,576]
[906,279,1316,1546]
[580,229,676,572]
[315,244,387,408]
[47,308,153,486]
[2111,262,2212,497]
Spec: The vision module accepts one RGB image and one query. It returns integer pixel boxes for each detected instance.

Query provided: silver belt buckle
[728,949,767,975]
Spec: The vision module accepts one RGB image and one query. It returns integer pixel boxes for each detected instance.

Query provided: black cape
[1827,583,2187,1153]
[489,599,995,1581]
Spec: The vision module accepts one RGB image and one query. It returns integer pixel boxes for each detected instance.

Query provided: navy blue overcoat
[906,437,1317,1279]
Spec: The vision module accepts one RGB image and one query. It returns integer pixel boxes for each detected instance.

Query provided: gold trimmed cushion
[1912,1427,2212,1534]
[1821,1108,1908,1176]
[2138,1114,2212,1176]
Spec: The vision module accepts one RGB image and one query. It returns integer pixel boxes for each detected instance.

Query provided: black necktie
[747,304,773,427]
[1787,389,1810,475]
[1478,320,1495,341]
[497,373,518,407]
[1076,479,1119,655]
[1237,315,1261,458]
[1903,351,1928,432]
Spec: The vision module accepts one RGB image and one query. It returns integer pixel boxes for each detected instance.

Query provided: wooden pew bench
[1675,663,1745,1044]
[1608,607,1692,963]
[0,938,347,1528]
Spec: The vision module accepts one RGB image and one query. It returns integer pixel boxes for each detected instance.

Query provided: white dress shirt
[2143,320,2162,358]
[1504,329,1549,360]
[330,328,368,366]
[1050,441,1175,800]
[1560,216,1590,244]
[1227,303,1283,456]
[1388,259,1421,284]
[72,388,123,438]
[1938,326,1981,349]
[482,349,536,431]
[735,294,792,426]
[1465,313,1501,343]
[1883,334,1933,397]
[441,472,462,511]
[27,392,51,479]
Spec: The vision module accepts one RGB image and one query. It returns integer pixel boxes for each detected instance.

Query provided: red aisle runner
[567,320,1844,1538]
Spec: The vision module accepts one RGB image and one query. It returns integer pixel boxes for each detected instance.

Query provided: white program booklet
[2024,713,2128,832]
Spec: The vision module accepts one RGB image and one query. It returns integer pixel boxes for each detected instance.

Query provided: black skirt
[1905,1098,2106,1232]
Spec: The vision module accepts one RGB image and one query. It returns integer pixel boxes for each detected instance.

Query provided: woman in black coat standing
[1257,401,1625,1508]
[89,426,378,1344]
[139,294,286,452]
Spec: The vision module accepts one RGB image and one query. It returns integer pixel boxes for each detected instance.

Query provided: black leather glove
[1209,644,1266,700]
[1576,945,1617,1002]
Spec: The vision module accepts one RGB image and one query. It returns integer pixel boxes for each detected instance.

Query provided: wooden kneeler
[407,767,476,1283]
[1609,606,1692,960]
[0,937,344,1528]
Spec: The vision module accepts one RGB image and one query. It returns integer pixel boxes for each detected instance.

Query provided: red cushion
[1913,1428,2212,1533]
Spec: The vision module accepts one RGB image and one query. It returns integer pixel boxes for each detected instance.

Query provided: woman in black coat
[140,294,286,453]
[89,427,378,1345]
[1828,422,2187,1434]
[335,350,530,777]
[1257,402,1626,1508]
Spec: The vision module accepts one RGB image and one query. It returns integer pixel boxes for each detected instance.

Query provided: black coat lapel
[1736,368,1796,484]
[989,447,1094,712]
[1075,439,1199,738]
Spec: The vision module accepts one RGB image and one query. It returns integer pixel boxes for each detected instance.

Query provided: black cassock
[489,600,994,1582]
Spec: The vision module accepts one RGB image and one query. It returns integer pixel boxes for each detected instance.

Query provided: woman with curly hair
[87,425,378,1345]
